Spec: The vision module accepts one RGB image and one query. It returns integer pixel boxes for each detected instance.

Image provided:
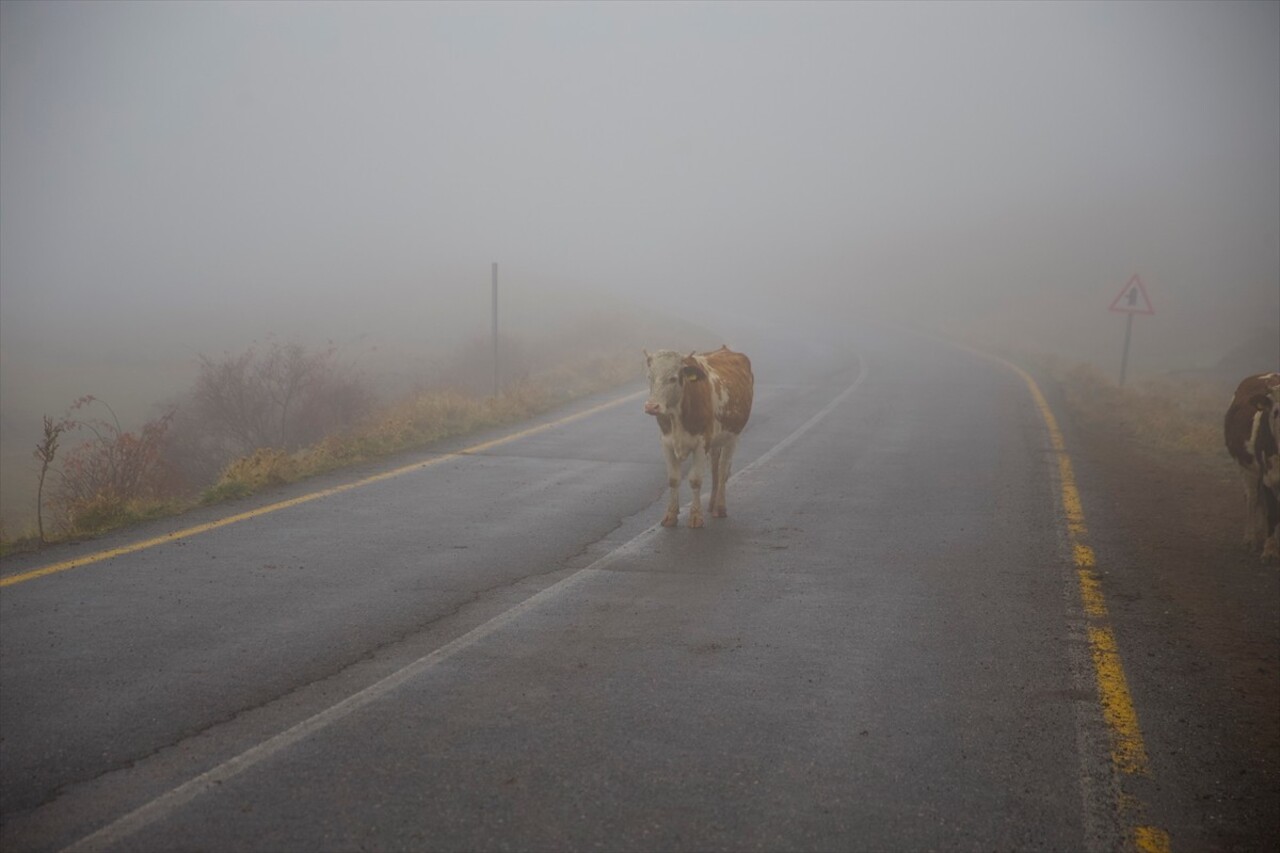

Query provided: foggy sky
[1,0,1277,370]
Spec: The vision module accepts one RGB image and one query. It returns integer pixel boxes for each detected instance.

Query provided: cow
[643,346,754,528]
[1224,372,1280,562]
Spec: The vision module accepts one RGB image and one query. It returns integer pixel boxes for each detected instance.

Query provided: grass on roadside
[1,352,640,557]
[1041,358,1231,473]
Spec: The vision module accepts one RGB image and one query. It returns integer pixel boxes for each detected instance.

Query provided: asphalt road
[0,322,1269,851]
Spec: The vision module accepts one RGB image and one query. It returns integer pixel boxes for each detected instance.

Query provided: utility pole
[491,262,499,397]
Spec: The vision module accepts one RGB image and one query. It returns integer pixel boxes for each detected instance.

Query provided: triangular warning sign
[1108,274,1155,315]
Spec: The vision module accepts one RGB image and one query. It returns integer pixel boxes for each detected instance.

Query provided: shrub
[52,398,181,534]
[167,340,375,489]
[34,414,69,543]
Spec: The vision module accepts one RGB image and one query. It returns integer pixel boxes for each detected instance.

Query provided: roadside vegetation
[1034,356,1233,475]
[0,332,641,557]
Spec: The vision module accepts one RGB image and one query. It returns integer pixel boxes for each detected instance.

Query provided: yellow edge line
[1135,824,1173,853]
[1,389,646,589]
[1007,364,1152,771]
[995,357,1170,853]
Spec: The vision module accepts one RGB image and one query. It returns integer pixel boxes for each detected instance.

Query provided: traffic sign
[1109,274,1155,315]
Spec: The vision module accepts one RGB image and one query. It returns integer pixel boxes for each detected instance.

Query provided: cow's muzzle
[643,401,662,416]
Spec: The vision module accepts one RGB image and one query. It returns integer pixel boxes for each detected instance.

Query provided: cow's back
[704,347,753,435]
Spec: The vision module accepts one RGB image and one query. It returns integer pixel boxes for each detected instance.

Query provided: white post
[491,262,499,397]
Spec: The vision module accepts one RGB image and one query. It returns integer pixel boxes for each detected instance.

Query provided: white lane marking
[62,357,869,853]
[741,361,870,472]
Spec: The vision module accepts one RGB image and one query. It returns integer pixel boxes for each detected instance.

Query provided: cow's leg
[712,436,738,518]
[709,446,723,518]
[1242,468,1263,549]
[661,444,682,527]
[711,438,732,512]
[688,444,707,528]
[1261,486,1280,563]
[1263,529,1280,563]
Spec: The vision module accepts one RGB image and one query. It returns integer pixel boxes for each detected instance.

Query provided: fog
[2,1,1278,526]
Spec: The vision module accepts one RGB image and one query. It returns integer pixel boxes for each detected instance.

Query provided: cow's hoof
[689,515,705,528]
[661,513,679,527]
[712,507,727,518]
[1262,542,1280,564]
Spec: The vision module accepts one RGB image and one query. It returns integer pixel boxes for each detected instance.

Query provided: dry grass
[202,351,639,503]
[0,350,639,557]
[1048,359,1231,472]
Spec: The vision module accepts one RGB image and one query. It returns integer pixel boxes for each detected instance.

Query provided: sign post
[491,262,499,397]
[1119,312,1135,387]
[1108,274,1155,386]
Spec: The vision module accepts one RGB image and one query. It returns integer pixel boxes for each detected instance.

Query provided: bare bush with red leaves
[51,397,182,534]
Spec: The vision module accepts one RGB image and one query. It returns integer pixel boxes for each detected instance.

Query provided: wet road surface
[2,321,1272,851]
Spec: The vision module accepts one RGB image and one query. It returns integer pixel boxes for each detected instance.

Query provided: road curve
[0,321,1218,851]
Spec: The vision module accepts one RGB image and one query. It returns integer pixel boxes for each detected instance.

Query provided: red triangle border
[1108,274,1155,314]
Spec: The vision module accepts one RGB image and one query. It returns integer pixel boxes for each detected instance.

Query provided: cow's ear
[1251,394,1272,411]
[643,349,651,365]
[681,365,700,382]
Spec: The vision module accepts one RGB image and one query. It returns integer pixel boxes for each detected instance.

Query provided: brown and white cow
[643,346,754,528]
[1224,371,1280,562]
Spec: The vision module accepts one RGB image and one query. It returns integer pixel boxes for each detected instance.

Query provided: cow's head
[643,349,705,416]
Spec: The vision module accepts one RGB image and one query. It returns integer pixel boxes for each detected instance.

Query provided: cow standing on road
[643,346,754,528]
[1224,371,1280,562]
